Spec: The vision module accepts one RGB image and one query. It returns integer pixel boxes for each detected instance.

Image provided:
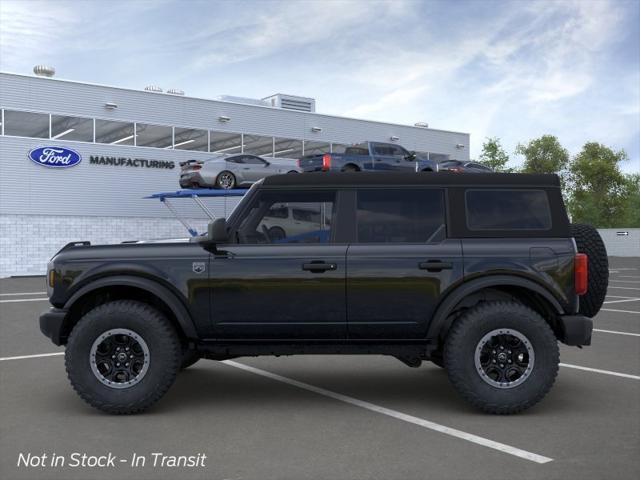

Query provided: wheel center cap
[497,352,508,362]
[117,352,128,362]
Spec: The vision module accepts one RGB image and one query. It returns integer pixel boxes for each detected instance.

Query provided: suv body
[298,142,438,173]
[40,173,599,414]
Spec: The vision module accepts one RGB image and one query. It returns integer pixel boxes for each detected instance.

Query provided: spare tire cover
[571,223,609,317]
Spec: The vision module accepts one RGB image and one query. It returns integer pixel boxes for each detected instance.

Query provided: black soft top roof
[262,172,561,188]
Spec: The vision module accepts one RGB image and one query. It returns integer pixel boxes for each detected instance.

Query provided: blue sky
[1,0,638,172]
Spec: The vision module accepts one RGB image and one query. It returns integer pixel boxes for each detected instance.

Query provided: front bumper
[558,315,593,346]
[39,307,68,346]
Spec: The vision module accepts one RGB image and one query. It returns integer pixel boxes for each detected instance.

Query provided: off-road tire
[65,300,181,414]
[342,164,359,172]
[444,301,559,414]
[571,223,608,317]
[180,350,200,370]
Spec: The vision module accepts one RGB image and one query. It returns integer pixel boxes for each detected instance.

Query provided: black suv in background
[40,173,608,414]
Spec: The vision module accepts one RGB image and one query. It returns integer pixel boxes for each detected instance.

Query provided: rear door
[346,188,463,339]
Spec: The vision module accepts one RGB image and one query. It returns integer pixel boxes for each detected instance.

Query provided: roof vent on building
[414,122,429,128]
[262,94,316,113]
[167,88,185,96]
[33,65,55,77]
[144,85,163,93]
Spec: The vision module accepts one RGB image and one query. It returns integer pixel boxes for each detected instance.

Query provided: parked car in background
[179,154,300,189]
[298,141,438,173]
[260,203,332,242]
[438,159,493,173]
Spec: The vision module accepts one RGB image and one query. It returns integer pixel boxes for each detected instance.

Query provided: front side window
[237,190,335,244]
[465,190,551,230]
[356,189,445,243]
[4,110,49,138]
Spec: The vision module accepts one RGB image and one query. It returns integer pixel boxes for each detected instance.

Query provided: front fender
[63,275,198,339]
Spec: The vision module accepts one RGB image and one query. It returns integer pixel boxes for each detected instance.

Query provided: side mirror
[264,161,270,167]
[406,151,417,161]
[207,218,228,243]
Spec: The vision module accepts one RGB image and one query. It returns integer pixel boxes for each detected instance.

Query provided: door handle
[302,262,337,273]
[418,261,453,272]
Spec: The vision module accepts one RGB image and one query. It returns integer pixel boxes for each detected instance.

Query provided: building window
[95,119,135,145]
[3,110,49,138]
[135,123,173,148]
[173,127,208,151]
[51,115,93,142]
[273,137,303,158]
[210,131,242,154]
[244,134,274,157]
[303,140,330,156]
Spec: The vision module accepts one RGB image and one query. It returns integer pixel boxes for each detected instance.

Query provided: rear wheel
[65,300,181,414]
[268,226,286,241]
[571,223,608,317]
[444,301,558,414]
[216,171,236,189]
[342,165,359,172]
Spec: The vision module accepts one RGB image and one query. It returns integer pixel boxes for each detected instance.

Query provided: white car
[259,204,332,242]
[179,154,300,189]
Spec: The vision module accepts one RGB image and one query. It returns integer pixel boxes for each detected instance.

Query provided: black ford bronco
[40,173,608,414]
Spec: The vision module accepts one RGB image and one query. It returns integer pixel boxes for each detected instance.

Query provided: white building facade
[0,72,470,277]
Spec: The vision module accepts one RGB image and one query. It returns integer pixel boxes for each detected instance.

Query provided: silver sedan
[179,154,301,189]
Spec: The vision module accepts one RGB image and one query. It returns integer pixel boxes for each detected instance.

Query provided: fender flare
[426,275,564,340]
[64,275,198,338]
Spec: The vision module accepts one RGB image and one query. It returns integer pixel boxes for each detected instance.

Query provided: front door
[209,189,348,339]
[346,188,463,338]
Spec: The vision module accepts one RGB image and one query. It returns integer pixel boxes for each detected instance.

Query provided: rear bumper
[558,315,593,346]
[39,307,68,346]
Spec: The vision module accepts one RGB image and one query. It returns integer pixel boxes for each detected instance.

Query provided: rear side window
[466,190,551,230]
[356,189,445,243]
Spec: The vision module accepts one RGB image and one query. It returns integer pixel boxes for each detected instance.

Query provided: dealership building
[0,69,470,277]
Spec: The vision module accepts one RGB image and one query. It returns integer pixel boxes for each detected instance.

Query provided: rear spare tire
[571,223,608,317]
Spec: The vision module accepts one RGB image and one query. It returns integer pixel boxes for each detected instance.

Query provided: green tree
[567,142,629,227]
[619,173,640,227]
[478,137,511,172]
[515,135,570,175]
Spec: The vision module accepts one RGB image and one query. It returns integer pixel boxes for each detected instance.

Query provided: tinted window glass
[243,155,266,165]
[136,123,172,148]
[356,189,445,243]
[51,115,93,142]
[466,190,551,230]
[238,191,335,244]
[210,131,242,154]
[95,119,135,145]
[4,110,49,138]
[174,127,208,151]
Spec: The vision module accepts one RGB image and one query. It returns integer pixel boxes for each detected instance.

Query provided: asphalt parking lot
[1,257,639,480]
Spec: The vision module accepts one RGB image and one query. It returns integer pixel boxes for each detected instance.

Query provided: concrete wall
[597,229,640,257]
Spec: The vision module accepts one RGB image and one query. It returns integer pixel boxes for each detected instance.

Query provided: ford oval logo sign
[28,146,82,168]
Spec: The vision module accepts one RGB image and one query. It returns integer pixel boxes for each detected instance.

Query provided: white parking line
[607,286,640,291]
[560,363,640,380]
[609,280,640,284]
[0,292,46,296]
[222,360,553,464]
[601,308,640,315]
[0,297,49,304]
[610,268,638,271]
[603,298,640,304]
[593,328,640,337]
[0,352,63,361]
[615,275,640,279]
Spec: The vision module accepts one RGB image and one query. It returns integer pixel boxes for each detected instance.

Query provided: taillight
[322,154,332,171]
[450,167,463,173]
[297,158,301,168]
[575,253,588,295]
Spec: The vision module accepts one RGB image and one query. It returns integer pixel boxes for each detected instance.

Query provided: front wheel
[444,301,559,414]
[65,300,182,414]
